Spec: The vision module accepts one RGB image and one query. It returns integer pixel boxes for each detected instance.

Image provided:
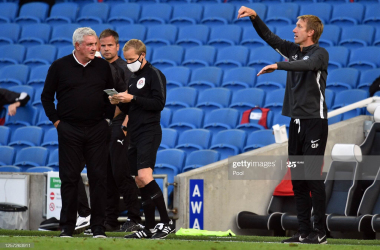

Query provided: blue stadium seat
[18,23,51,48]
[161,107,172,128]
[41,127,58,154]
[229,88,266,114]
[46,2,79,26]
[275,25,296,42]
[196,88,231,115]
[116,25,147,48]
[348,46,380,71]
[0,126,11,146]
[182,149,219,172]
[363,4,380,27]
[330,3,364,26]
[15,2,49,26]
[176,129,212,156]
[76,3,110,26]
[0,2,19,23]
[265,3,299,26]
[145,25,178,48]
[176,25,209,48]
[4,105,38,131]
[248,46,282,73]
[24,45,56,68]
[108,3,141,26]
[188,67,223,91]
[201,4,235,26]
[339,25,375,49]
[165,87,197,113]
[222,67,256,91]
[325,89,335,110]
[319,25,341,47]
[181,45,216,70]
[0,166,21,172]
[0,23,20,46]
[155,148,185,174]
[264,88,285,114]
[57,45,74,59]
[0,64,29,88]
[14,146,49,170]
[169,107,204,134]
[236,108,274,134]
[332,89,368,119]
[7,86,34,104]
[0,44,26,69]
[160,128,178,150]
[210,129,246,160]
[26,166,54,173]
[374,27,380,47]
[170,4,203,26]
[271,113,290,134]
[299,3,332,24]
[162,66,191,91]
[208,25,242,49]
[326,68,360,93]
[90,24,114,38]
[233,3,267,27]
[214,46,249,70]
[357,68,380,92]
[36,108,54,132]
[8,126,43,153]
[139,4,173,26]
[47,148,58,170]
[50,24,81,48]
[243,129,275,152]
[0,146,15,166]
[203,108,240,136]
[151,45,183,70]
[129,0,158,4]
[325,46,349,71]
[27,65,50,88]
[256,71,287,93]
[240,26,275,49]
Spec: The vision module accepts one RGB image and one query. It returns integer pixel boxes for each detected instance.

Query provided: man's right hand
[237,6,257,19]
[54,120,60,128]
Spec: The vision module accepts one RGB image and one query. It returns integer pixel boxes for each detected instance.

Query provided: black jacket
[118,61,166,139]
[251,16,329,119]
[0,88,30,107]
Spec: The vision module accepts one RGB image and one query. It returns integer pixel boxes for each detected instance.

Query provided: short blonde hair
[123,39,146,55]
[297,15,324,44]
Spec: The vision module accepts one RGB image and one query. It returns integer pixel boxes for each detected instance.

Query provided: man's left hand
[7,103,20,116]
[113,92,133,103]
[257,64,278,76]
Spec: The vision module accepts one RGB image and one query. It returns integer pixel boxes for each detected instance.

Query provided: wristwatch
[131,95,137,103]
[121,125,128,131]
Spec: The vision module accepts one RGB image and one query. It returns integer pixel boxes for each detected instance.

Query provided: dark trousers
[288,118,328,234]
[77,178,91,217]
[58,120,108,232]
[106,119,140,226]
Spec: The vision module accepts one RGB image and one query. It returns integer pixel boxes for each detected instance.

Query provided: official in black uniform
[99,29,142,232]
[238,7,329,244]
[41,27,114,238]
[110,39,174,239]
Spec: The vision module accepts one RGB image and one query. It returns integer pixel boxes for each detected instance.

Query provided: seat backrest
[327,68,359,89]
[156,148,185,171]
[256,70,287,87]
[177,25,209,45]
[171,4,203,22]
[230,88,265,108]
[211,129,246,151]
[109,3,140,23]
[18,2,49,21]
[49,2,79,22]
[15,146,48,167]
[299,3,332,24]
[331,3,364,25]
[349,47,380,69]
[332,89,368,109]
[357,168,380,216]
[25,45,56,63]
[319,25,341,46]
[266,3,299,24]
[0,64,30,84]
[324,89,335,109]
[246,130,276,147]
[162,66,190,87]
[197,88,231,108]
[190,67,223,86]
[275,25,296,42]
[0,126,11,146]
[43,127,58,144]
[325,46,349,68]
[204,108,239,128]
[185,149,219,167]
[340,25,375,46]
[29,65,50,84]
[91,24,114,37]
[5,105,37,127]
[178,129,212,149]
[171,108,204,128]
[51,24,81,40]
[140,4,172,22]
[183,45,216,66]
[0,3,19,22]
[223,67,256,87]
[152,45,183,65]
[8,86,34,103]
[0,44,26,64]
[20,23,51,43]
[360,69,380,87]
[216,46,249,66]
[264,88,286,106]
[161,128,178,148]
[166,87,197,107]
[359,123,380,178]
[0,23,20,43]
[209,25,242,45]
[116,24,146,42]
[10,126,43,146]
[147,24,178,44]
[202,3,235,23]
[78,3,109,22]
[161,107,172,127]
[0,146,15,165]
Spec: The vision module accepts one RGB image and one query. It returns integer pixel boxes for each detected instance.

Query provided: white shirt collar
[72,50,91,67]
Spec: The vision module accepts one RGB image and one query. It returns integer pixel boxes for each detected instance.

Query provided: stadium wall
[174,115,371,235]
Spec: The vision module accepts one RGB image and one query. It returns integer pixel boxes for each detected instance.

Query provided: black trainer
[301,229,327,244]
[124,228,153,239]
[151,220,175,239]
[59,230,73,238]
[281,232,308,243]
[92,226,107,239]
[117,219,144,232]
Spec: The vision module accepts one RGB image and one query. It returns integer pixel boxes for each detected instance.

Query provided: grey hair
[72,27,97,46]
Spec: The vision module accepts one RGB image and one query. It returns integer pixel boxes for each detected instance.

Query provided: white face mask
[127,55,142,73]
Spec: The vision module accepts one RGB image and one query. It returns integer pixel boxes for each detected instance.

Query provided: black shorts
[128,134,162,176]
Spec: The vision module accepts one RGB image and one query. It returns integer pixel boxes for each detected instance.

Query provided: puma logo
[117,139,124,145]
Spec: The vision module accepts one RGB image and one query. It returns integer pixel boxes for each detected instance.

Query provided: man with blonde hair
[41,27,114,238]
[110,39,174,239]
[238,7,329,244]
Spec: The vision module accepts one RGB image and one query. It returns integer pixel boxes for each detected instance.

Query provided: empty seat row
[1,2,379,27]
